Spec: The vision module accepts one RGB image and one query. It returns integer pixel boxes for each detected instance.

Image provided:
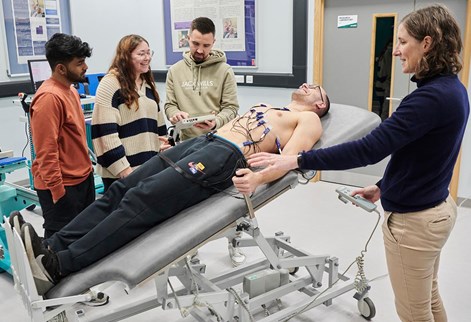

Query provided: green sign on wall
[338,15,358,29]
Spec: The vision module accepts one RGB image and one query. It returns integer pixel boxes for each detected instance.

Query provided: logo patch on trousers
[188,162,205,174]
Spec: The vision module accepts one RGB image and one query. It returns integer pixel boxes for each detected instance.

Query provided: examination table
[5,103,381,322]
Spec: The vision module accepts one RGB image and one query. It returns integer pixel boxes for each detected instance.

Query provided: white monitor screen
[27,59,51,93]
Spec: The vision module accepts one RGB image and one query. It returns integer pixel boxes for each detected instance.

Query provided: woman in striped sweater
[92,34,169,191]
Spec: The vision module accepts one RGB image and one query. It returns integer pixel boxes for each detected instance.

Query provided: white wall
[0,0,294,81]
[0,97,31,183]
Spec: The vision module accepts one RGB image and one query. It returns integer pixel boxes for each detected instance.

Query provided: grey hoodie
[165,49,239,140]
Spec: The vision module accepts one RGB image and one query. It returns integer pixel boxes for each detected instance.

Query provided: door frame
[368,13,397,117]
[313,0,471,200]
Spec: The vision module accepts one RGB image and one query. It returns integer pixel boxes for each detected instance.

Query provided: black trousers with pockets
[36,172,95,239]
[46,135,245,275]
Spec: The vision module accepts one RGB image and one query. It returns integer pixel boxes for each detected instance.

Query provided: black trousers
[46,135,245,275]
[36,172,95,238]
[102,177,117,193]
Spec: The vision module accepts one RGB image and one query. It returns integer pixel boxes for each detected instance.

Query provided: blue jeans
[46,135,245,275]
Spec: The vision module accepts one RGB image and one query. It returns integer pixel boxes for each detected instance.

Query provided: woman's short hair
[401,4,462,79]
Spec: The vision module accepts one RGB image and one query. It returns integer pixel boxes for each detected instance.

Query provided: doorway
[370,15,395,121]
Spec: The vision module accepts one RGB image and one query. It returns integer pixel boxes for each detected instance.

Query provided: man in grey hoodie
[165,17,239,141]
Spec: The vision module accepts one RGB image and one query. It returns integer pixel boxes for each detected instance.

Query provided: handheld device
[171,114,217,143]
[176,114,216,130]
[335,186,377,212]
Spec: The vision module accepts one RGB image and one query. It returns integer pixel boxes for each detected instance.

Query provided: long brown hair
[401,4,462,79]
[109,34,160,109]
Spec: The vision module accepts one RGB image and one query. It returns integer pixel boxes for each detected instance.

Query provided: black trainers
[9,211,26,235]
[21,223,60,295]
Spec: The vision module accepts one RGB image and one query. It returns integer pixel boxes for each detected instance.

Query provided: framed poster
[163,0,256,67]
[2,0,71,76]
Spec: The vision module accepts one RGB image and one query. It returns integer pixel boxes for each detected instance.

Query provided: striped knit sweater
[91,73,167,179]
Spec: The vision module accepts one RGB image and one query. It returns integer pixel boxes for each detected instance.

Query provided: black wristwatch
[297,152,303,168]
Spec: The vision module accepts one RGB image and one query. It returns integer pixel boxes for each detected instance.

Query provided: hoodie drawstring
[191,64,202,96]
[198,66,202,96]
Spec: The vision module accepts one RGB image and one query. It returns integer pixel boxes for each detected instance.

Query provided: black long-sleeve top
[298,74,470,212]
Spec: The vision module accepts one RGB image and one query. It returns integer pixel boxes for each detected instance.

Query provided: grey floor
[1,180,470,322]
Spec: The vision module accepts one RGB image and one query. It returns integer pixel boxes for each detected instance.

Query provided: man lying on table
[11,83,330,295]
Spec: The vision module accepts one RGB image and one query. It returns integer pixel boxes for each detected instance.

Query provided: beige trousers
[382,195,457,322]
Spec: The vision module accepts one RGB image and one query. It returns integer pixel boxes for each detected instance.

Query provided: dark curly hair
[45,33,92,70]
[401,4,462,79]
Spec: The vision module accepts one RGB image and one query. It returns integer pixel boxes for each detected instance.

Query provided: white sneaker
[228,243,246,266]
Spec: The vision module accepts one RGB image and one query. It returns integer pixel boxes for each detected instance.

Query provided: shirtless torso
[217,104,322,159]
